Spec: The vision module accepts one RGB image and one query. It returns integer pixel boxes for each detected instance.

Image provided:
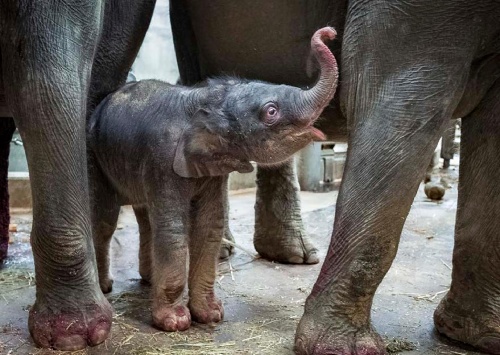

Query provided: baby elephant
[87,27,338,332]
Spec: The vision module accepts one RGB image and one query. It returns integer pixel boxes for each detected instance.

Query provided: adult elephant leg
[441,118,457,169]
[0,1,111,350]
[0,118,15,262]
[296,86,460,354]
[424,146,440,183]
[87,0,156,115]
[254,159,319,264]
[424,140,446,200]
[295,12,471,351]
[424,118,457,200]
[434,81,500,354]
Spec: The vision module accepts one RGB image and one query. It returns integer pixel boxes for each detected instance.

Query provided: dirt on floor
[0,161,482,355]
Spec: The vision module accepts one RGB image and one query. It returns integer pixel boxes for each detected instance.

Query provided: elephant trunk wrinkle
[301,27,339,122]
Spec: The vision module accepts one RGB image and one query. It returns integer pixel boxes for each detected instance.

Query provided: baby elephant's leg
[149,192,190,332]
[132,204,152,284]
[188,179,225,324]
[89,157,120,293]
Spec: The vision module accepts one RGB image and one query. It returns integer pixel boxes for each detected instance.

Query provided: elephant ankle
[435,292,500,353]
[296,303,384,355]
[253,225,319,264]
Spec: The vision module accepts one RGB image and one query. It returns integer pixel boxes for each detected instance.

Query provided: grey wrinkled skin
[1,3,336,350]
[255,161,319,264]
[0,0,156,350]
[169,0,500,354]
[88,72,335,331]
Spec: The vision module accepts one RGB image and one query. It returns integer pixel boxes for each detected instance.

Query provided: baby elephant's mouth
[307,109,327,140]
[295,124,326,141]
[308,125,326,141]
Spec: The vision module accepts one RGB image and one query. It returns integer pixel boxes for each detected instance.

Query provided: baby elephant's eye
[261,102,280,125]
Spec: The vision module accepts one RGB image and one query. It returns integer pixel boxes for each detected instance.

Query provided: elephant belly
[186,0,336,87]
[453,53,500,119]
[95,154,148,207]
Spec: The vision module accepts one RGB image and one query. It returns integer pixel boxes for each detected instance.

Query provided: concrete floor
[0,159,482,355]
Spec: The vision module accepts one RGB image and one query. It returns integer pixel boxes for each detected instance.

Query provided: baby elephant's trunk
[301,27,339,120]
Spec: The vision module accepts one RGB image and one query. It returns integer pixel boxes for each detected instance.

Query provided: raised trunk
[302,27,339,119]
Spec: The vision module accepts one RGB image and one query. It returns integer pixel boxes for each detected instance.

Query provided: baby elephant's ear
[173,110,254,178]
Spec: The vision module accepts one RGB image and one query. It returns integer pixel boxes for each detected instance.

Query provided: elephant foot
[295,311,386,355]
[254,228,319,264]
[28,293,113,350]
[254,160,319,264]
[189,293,224,324]
[434,293,500,354]
[424,181,446,200]
[153,304,191,332]
[219,228,235,260]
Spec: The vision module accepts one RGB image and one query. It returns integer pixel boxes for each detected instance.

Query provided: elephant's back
[88,80,177,147]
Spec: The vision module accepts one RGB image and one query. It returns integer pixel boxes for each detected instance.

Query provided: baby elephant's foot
[189,293,224,324]
[153,304,191,332]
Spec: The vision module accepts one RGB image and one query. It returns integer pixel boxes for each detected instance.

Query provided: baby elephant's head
[174,27,338,178]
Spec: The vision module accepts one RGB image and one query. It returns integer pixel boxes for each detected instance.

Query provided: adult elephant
[170,0,500,354]
[0,0,157,350]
